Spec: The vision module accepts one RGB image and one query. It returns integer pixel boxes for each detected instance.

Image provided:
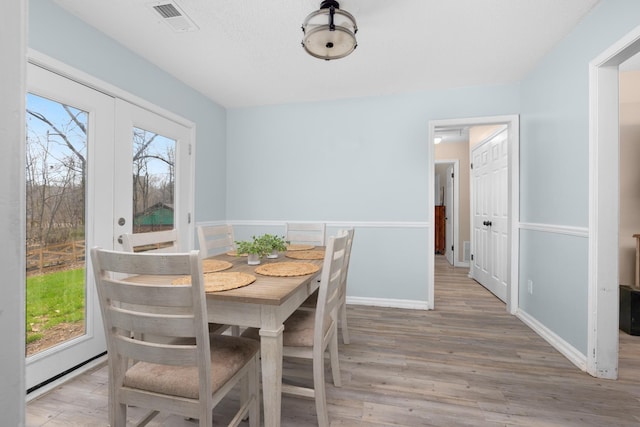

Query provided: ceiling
[52,0,601,109]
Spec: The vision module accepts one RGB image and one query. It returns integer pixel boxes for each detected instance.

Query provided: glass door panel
[114,99,193,252]
[25,93,88,357]
[25,63,113,391]
[132,127,176,235]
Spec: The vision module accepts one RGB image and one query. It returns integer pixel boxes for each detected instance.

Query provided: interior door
[113,100,194,251]
[25,63,113,390]
[444,165,454,265]
[471,129,509,301]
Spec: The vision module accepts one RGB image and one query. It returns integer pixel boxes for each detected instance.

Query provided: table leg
[259,325,284,427]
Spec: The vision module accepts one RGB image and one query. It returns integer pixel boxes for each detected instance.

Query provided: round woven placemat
[226,250,248,257]
[172,272,256,292]
[255,262,320,277]
[202,259,233,273]
[286,244,315,251]
[285,250,325,260]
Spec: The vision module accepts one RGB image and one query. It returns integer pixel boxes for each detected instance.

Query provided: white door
[113,100,193,251]
[26,63,112,390]
[444,165,454,265]
[471,129,509,301]
[25,64,194,391]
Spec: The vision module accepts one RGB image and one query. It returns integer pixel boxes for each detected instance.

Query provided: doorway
[588,24,640,379]
[427,115,519,313]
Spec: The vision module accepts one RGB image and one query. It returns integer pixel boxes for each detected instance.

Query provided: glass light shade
[302,4,357,60]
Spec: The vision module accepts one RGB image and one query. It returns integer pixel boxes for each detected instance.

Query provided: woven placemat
[285,250,325,260]
[202,259,233,273]
[286,244,315,251]
[255,262,320,277]
[226,250,248,257]
[172,272,256,292]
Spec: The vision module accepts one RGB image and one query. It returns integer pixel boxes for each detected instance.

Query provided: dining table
[128,249,324,427]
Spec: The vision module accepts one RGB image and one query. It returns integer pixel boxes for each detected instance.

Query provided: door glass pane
[25,93,87,357]
[132,127,176,236]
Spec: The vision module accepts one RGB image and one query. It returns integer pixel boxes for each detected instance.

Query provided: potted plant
[258,234,288,259]
[235,236,271,265]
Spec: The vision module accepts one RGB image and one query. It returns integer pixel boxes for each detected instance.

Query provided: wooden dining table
[128,250,324,427]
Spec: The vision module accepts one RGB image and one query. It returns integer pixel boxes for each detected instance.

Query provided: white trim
[220,219,430,229]
[586,24,640,379]
[346,296,429,310]
[516,309,587,372]
[429,115,520,314]
[519,222,589,238]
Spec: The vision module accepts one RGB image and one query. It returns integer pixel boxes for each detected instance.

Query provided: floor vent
[463,241,471,262]
[148,1,199,32]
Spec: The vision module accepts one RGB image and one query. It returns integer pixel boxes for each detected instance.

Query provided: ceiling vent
[147,1,199,32]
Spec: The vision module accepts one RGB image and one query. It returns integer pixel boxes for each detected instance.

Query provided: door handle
[483,220,493,227]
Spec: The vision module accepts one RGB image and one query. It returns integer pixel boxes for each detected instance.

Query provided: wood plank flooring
[26,256,640,426]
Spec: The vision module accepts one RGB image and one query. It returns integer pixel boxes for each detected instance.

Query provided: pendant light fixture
[301,0,358,61]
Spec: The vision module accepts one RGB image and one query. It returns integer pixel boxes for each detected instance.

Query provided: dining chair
[242,231,348,427]
[285,222,326,247]
[197,224,235,258]
[301,228,355,344]
[90,247,260,427]
[121,229,179,253]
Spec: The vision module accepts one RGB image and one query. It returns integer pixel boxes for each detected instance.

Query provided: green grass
[26,268,85,344]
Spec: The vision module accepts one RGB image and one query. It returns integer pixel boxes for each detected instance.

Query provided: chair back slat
[109,306,196,338]
[122,229,179,253]
[285,222,326,246]
[101,279,193,307]
[114,335,198,366]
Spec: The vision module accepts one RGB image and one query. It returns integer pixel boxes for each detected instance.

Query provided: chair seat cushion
[242,309,329,348]
[123,335,258,399]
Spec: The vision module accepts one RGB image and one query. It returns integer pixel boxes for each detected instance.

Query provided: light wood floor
[26,256,640,426]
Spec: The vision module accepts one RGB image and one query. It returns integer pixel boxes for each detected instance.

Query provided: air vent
[147,1,198,32]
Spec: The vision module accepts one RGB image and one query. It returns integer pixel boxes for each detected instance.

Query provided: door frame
[428,115,519,313]
[435,159,460,266]
[588,24,640,379]
[25,49,196,393]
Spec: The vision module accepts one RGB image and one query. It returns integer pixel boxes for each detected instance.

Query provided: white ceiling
[52,0,600,109]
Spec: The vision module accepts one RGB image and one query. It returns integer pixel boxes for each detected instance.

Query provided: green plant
[234,236,271,257]
[257,234,288,252]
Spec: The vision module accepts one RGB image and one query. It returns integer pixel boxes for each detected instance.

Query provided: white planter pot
[247,254,261,265]
[267,249,279,259]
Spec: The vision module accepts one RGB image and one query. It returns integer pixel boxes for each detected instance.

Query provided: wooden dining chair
[90,247,260,427]
[285,222,326,247]
[301,228,355,344]
[197,224,235,258]
[242,231,348,427]
[121,229,179,253]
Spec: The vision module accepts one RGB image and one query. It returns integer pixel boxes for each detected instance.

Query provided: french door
[470,128,509,302]
[26,63,193,390]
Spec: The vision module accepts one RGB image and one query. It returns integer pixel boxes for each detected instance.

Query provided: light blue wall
[28,0,227,222]
[227,86,520,301]
[518,0,640,354]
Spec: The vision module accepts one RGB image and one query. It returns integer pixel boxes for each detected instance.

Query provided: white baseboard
[516,309,587,371]
[346,296,430,310]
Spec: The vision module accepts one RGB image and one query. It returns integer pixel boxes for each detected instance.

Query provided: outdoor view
[25,93,176,356]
